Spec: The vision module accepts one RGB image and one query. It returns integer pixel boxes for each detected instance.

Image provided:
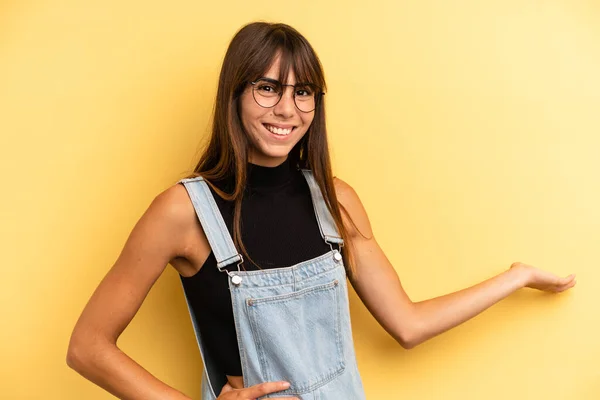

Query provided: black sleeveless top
[180,157,331,375]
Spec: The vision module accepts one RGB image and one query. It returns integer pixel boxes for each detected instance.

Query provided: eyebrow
[257,77,314,87]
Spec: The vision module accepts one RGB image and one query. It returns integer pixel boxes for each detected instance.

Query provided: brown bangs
[241,25,325,92]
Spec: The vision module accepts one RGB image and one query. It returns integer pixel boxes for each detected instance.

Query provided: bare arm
[333,178,576,349]
[66,184,197,400]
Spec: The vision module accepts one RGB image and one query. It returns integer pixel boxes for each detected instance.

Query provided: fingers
[244,381,293,398]
[219,382,234,394]
[540,271,575,291]
[270,398,300,400]
[557,273,573,283]
[555,276,577,292]
[556,273,576,288]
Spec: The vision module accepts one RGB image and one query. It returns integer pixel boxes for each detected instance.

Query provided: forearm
[67,340,191,400]
[406,266,527,347]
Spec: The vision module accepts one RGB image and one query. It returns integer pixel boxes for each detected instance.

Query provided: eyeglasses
[250,77,324,113]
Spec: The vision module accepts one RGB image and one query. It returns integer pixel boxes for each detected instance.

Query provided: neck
[247,156,294,190]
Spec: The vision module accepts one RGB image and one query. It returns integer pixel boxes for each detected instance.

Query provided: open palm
[511,262,576,292]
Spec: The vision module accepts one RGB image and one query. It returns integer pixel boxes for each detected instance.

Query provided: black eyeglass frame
[249,77,325,113]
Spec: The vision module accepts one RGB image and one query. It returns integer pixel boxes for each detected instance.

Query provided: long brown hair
[183,21,360,278]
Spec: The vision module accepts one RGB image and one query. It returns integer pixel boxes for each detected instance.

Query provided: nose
[273,86,295,118]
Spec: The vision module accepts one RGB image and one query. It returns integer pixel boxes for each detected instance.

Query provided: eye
[254,79,282,96]
[295,85,315,97]
[257,83,277,93]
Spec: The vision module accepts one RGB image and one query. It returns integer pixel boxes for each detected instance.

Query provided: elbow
[66,340,86,372]
[396,334,419,350]
[398,339,416,350]
[66,332,105,373]
[394,324,424,350]
[400,340,421,350]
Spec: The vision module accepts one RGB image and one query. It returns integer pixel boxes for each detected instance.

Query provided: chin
[262,148,292,159]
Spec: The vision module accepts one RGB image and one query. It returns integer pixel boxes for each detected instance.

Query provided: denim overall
[178,170,366,399]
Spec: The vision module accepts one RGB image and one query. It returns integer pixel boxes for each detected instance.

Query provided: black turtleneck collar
[211,157,298,194]
[247,157,295,190]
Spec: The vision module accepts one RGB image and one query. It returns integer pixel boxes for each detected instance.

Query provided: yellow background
[1,1,598,399]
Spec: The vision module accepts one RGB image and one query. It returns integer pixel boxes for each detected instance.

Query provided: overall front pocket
[245,279,345,394]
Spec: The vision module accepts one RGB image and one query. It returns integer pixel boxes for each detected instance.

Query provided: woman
[67,22,576,400]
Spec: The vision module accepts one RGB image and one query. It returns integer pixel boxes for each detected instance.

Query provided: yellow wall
[1,1,598,399]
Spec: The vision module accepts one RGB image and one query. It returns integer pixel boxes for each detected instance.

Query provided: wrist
[509,262,531,288]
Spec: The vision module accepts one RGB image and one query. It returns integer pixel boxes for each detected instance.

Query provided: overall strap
[300,169,344,245]
[178,176,242,270]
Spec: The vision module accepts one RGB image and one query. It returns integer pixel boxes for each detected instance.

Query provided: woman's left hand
[510,262,577,293]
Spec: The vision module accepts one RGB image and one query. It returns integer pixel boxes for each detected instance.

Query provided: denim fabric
[179,170,366,400]
[299,170,344,245]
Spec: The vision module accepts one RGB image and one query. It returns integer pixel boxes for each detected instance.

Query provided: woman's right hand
[217,380,299,400]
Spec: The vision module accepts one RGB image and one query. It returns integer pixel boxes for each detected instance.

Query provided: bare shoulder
[333,176,358,201]
[332,177,373,239]
[332,176,362,210]
[152,182,196,225]
[139,183,197,244]
[151,182,210,260]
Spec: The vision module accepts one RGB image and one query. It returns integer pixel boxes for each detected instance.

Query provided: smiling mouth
[263,123,295,136]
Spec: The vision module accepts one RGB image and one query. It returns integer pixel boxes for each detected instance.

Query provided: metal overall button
[231,275,242,286]
[333,250,342,263]
[224,255,244,286]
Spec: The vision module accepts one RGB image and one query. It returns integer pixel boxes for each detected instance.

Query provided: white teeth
[265,124,292,135]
